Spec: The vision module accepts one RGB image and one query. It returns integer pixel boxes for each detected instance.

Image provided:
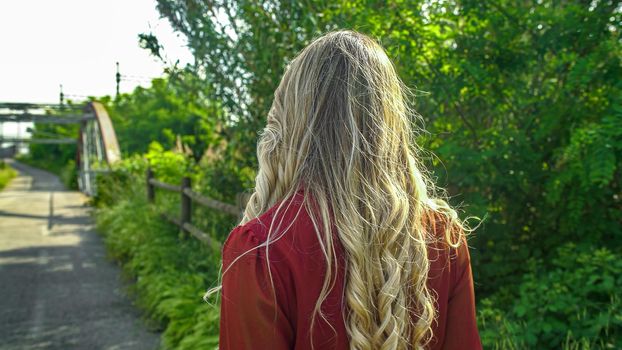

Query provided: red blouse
[219,189,482,349]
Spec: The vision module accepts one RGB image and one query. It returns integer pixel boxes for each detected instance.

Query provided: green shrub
[94,147,238,349]
[0,160,17,190]
[479,243,622,349]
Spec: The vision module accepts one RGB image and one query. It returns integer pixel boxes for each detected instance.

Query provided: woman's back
[219,188,482,349]
[215,29,482,349]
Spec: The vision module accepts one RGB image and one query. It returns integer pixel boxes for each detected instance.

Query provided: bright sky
[0,0,192,103]
[0,0,193,139]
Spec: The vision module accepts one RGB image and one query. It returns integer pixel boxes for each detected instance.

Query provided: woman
[213,30,482,349]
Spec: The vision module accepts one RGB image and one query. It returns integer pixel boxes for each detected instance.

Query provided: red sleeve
[442,237,482,350]
[219,225,295,350]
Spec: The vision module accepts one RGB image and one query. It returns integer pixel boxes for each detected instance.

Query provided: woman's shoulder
[223,189,311,258]
[425,208,472,275]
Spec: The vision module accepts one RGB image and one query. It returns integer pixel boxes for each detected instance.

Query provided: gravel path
[0,159,160,350]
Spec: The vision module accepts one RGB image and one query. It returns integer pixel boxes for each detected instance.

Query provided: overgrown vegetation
[0,160,17,190]
[30,0,622,348]
[94,149,235,350]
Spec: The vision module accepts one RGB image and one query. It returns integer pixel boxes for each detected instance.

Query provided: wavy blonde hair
[215,30,473,350]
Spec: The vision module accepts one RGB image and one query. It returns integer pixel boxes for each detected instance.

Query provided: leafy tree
[104,71,225,162]
[154,0,621,288]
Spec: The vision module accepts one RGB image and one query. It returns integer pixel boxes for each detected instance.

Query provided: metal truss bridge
[0,102,121,196]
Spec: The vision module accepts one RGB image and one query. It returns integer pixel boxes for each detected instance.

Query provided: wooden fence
[146,167,249,250]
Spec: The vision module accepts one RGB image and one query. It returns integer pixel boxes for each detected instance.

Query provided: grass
[0,160,17,190]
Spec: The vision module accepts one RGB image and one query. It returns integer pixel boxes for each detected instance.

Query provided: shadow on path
[0,159,161,350]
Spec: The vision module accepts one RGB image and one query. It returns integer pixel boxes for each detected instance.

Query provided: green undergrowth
[477,243,622,349]
[0,160,17,190]
[94,179,225,349]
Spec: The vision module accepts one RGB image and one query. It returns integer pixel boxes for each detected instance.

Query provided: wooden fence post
[146,167,155,202]
[181,176,192,227]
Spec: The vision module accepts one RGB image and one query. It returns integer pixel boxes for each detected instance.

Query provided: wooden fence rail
[146,167,249,250]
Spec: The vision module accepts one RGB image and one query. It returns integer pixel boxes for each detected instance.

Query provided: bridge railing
[78,168,112,197]
[145,166,249,250]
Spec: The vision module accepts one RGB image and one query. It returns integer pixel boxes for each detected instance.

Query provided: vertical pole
[82,122,91,196]
[16,119,20,156]
[180,177,191,228]
[59,84,64,109]
[115,62,121,99]
[146,167,155,202]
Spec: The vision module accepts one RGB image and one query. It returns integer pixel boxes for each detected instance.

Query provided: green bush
[0,160,17,190]
[94,147,240,349]
[478,243,622,349]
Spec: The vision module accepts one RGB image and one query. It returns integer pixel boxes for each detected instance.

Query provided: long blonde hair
[218,30,473,350]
